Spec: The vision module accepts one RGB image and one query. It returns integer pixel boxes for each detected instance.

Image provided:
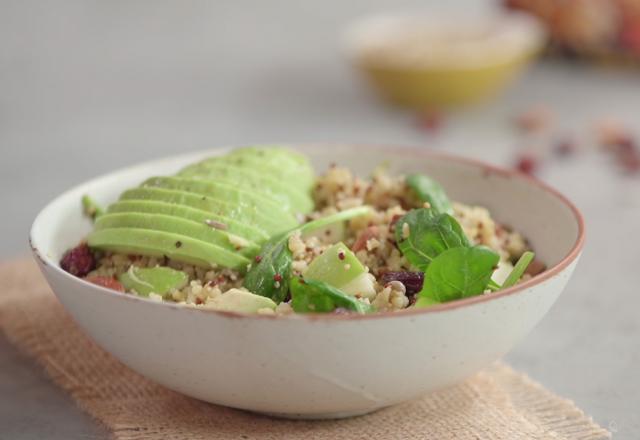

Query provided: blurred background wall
[2,0,639,256]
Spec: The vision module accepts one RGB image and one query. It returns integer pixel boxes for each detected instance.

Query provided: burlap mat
[0,259,610,440]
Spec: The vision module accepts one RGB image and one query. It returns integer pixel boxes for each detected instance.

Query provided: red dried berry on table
[619,147,640,173]
[60,243,95,277]
[416,111,444,135]
[85,276,125,292]
[554,138,576,157]
[595,119,628,149]
[515,154,538,175]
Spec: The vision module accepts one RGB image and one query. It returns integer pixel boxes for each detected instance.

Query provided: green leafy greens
[394,208,469,271]
[242,231,292,303]
[419,246,500,303]
[243,206,371,303]
[405,174,453,215]
[393,206,501,307]
[501,251,535,289]
[290,278,371,314]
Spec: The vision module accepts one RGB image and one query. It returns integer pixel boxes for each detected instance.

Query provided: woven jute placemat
[0,259,610,440]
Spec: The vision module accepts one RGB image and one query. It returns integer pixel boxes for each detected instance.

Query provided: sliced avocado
[119,187,289,235]
[87,228,251,269]
[94,212,260,257]
[118,266,188,298]
[304,242,375,298]
[141,176,296,222]
[206,288,276,313]
[197,150,314,190]
[88,147,316,270]
[107,200,269,242]
[229,146,311,166]
[178,162,313,214]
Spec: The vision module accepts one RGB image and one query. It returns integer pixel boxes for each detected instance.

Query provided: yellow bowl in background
[346,12,546,109]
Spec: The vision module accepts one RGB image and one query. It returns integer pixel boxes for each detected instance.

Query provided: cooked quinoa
[82,164,531,313]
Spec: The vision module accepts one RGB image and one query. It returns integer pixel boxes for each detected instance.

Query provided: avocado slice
[89,147,315,270]
[119,187,289,235]
[94,212,260,257]
[197,150,314,190]
[118,266,188,298]
[206,288,276,313]
[178,162,314,214]
[141,176,297,223]
[107,200,269,243]
[88,228,251,269]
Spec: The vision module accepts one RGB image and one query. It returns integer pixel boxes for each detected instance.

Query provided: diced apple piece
[305,242,374,297]
[119,266,188,297]
[207,288,276,313]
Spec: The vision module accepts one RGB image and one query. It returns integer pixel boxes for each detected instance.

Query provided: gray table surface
[1,1,638,438]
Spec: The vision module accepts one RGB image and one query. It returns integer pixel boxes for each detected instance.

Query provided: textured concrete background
[1,1,638,438]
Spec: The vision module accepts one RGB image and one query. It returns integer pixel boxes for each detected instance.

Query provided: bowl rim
[30,144,585,322]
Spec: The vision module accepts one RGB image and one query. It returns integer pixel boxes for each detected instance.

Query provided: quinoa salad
[60,147,546,315]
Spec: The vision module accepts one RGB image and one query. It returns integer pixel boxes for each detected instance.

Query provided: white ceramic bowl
[30,145,584,419]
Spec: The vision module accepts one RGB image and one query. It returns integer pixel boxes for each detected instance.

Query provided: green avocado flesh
[140,176,295,223]
[88,228,251,269]
[107,201,269,242]
[94,212,260,256]
[177,162,313,213]
[87,147,314,268]
[118,187,285,235]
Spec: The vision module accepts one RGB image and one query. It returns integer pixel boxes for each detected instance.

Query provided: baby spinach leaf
[414,296,440,308]
[395,208,470,271]
[501,251,535,289]
[290,277,371,314]
[418,246,500,303]
[406,174,453,215]
[242,232,292,303]
[243,207,372,304]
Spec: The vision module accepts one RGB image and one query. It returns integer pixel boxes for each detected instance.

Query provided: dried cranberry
[380,271,424,296]
[85,276,124,292]
[524,259,546,277]
[60,243,95,277]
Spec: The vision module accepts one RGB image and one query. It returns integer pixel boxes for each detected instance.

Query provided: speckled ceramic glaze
[30,145,584,419]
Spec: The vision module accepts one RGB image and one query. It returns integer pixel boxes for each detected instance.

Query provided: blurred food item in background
[509,107,640,176]
[594,118,640,172]
[505,0,640,64]
[514,104,554,133]
[345,12,545,109]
